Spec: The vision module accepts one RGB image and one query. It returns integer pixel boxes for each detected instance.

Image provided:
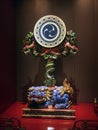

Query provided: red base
[0,102,98,130]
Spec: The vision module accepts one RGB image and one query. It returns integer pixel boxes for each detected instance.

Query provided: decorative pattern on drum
[34,15,66,48]
[41,23,58,41]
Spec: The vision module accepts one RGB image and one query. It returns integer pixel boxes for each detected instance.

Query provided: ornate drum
[34,15,66,48]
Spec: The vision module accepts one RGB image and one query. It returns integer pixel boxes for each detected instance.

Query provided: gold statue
[59,78,73,96]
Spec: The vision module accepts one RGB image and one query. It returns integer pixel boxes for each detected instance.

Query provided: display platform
[22,107,76,119]
[1,102,98,130]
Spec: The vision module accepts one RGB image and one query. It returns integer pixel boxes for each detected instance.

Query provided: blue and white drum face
[34,15,66,48]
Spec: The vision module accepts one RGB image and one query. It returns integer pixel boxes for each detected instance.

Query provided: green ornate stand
[22,15,79,119]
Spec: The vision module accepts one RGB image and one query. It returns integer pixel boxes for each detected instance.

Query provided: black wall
[0,0,16,112]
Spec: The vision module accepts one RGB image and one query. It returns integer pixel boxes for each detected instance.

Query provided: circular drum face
[34,15,66,48]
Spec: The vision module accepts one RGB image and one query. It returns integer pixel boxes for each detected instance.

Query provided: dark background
[0,0,98,112]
